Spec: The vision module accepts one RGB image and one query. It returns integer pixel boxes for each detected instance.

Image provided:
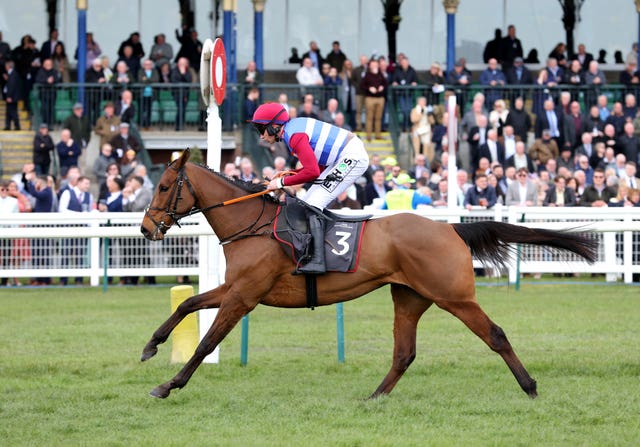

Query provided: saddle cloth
[272,200,369,273]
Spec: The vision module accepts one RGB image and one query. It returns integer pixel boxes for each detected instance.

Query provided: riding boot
[298,214,326,274]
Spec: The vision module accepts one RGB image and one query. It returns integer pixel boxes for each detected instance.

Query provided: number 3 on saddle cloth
[272,199,370,273]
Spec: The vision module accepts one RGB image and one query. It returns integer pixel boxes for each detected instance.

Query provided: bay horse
[140,150,597,399]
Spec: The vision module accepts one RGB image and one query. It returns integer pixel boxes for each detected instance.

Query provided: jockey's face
[258,126,280,144]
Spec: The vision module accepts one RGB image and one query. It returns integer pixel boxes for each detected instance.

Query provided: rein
[145,165,277,244]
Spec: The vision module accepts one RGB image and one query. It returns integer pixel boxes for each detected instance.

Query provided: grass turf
[0,283,638,446]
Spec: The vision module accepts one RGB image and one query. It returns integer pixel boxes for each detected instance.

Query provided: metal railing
[0,207,638,286]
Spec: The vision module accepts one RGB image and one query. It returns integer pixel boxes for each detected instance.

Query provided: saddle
[272,197,370,273]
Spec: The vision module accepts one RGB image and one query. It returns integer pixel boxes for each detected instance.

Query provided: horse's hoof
[149,386,170,399]
[141,345,158,362]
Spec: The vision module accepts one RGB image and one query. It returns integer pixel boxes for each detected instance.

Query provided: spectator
[543,175,577,207]
[575,43,594,68]
[501,25,524,72]
[149,33,173,69]
[85,57,107,123]
[94,144,117,194]
[500,124,518,160]
[122,175,153,285]
[175,26,203,71]
[12,34,40,112]
[170,57,194,130]
[238,157,258,183]
[565,59,584,89]
[22,171,55,285]
[115,89,135,124]
[111,60,131,89]
[410,96,435,162]
[562,101,587,151]
[478,128,505,168]
[40,28,62,60]
[585,104,605,140]
[58,175,94,285]
[424,62,446,105]
[296,56,323,86]
[548,43,567,67]
[506,141,535,173]
[488,99,509,136]
[505,57,532,102]
[63,102,92,150]
[51,42,71,83]
[382,174,432,210]
[584,60,607,87]
[529,129,560,170]
[243,60,262,87]
[580,168,616,206]
[622,93,638,121]
[301,41,323,69]
[3,60,21,130]
[74,32,101,70]
[464,173,497,209]
[101,55,114,82]
[535,98,563,145]
[97,162,120,202]
[556,146,575,174]
[94,101,121,148]
[325,41,347,72]
[98,174,125,212]
[479,58,506,106]
[110,122,141,162]
[505,168,537,206]
[138,59,158,129]
[363,168,391,207]
[360,58,387,142]
[320,98,339,124]
[32,123,54,175]
[351,54,369,132]
[623,161,640,189]
[0,180,19,286]
[338,59,357,129]
[56,129,81,178]
[333,112,351,131]
[118,32,144,62]
[619,61,640,86]
[483,29,503,64]
[617,122,639,167]
[391,55,418,131]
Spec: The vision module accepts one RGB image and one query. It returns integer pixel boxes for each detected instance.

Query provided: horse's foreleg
[370,285,432,399]
[150,297,254,399]
[141,284,229,362]
[438,300,538,398]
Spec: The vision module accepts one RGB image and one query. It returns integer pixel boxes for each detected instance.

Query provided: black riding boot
[298,214,326,274]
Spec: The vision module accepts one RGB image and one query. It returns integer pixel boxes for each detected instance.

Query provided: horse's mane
[193,163,281,204]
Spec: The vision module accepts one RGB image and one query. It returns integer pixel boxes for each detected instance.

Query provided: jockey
[251,102,369,274]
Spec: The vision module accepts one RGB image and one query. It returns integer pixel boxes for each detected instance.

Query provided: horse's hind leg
[150,295,254,399]
[370,284,432,399]
[141,284,229,361]
[437,300,538,398]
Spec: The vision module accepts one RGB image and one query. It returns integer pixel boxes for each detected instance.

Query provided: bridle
[144,164,275,244]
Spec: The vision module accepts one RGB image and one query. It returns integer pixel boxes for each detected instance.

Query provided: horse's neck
[193,168,276,240]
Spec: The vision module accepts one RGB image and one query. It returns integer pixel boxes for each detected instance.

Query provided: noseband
[144,165,197,239]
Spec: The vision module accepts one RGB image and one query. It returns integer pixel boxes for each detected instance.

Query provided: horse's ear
[177,148,191,168]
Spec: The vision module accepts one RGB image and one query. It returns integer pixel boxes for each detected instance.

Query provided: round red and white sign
[211,38,227,106]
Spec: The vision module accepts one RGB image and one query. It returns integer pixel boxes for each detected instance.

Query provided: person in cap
[250,102,369,274]
[63,102,92,149]
[109,121,140,162]
[382,174,433,210]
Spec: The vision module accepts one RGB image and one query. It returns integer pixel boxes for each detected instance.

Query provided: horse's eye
[159,185,169,192]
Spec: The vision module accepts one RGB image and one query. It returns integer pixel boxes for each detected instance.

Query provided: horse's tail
[451,221,598,270]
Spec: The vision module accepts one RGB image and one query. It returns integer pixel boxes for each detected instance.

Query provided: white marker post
[446,95,458,214]
[197,38,227,363]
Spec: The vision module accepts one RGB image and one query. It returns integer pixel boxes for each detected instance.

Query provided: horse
[140,149,598,399]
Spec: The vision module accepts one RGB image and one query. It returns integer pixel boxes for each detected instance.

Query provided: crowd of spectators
[3,27,640,285]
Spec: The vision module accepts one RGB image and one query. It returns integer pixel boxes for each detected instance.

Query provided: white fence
[0,207,639,285]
